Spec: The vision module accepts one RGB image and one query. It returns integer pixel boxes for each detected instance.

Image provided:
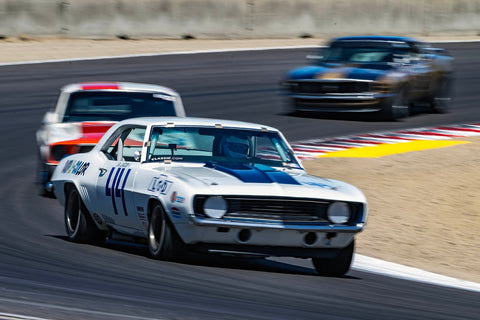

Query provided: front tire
[148,203,184,260]
[430,76,452,113]
[380,88,410,121]
[64,185,106,244]
[36,155,54,197]
[312,240,355,277]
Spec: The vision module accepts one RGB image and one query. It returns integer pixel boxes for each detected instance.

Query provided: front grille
[292,81,372,94]
[194,196,362,225]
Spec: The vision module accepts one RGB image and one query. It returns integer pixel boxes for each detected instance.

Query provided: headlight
[327,202,351,224]
[203,196,227,219]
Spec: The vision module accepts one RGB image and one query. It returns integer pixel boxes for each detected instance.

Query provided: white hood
[158,163,366,203]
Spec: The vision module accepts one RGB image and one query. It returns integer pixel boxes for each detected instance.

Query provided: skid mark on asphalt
[292,123,480,159]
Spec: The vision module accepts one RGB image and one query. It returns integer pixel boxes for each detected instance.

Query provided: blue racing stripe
[121,169,131,216]
[115,168,125,197]
[206,162,300,185]
[254,164,300,185]
[105,168,116,196]
[110,168,121,215]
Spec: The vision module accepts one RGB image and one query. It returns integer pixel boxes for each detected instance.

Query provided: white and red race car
[36,82,186,194]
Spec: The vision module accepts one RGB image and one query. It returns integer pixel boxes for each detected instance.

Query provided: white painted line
[352,254,480,293]
[1,38,479,67]
[0,313,52,320]
[0,45,320,67]
[0,298,166,320]
[432,39,480,43]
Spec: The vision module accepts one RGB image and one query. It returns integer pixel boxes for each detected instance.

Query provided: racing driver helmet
[222,134,250,158]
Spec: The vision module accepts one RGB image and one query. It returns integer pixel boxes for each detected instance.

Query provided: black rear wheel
[430,76,452,113]
[64,185,106,244]
[312,240,355,277]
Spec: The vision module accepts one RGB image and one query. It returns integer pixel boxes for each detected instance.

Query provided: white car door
[95,126,146,234]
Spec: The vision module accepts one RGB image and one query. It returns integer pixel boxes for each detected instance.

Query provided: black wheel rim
[66,190,80,235]
[149,206,166,255]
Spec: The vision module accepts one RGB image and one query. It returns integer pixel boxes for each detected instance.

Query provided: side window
[105,133,121,160]
[104,127,146,162]
[255,136,294,162]
[122,127,146,162]
[255,136,282,161]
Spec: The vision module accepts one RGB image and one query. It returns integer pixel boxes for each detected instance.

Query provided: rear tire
[64,185,106,244]
[148,203,185,260]
[312,240,354,277]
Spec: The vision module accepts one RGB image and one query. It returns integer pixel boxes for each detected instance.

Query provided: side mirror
[42,111,56,125]
[134,150,142,162]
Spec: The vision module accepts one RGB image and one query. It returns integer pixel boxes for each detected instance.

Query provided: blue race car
[281,36,454,120]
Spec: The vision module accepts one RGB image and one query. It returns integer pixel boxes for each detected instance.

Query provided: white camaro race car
[36,82,185,194]
[51,117,367,276]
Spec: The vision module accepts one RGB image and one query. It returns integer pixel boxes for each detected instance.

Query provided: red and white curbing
[292,123,480,159]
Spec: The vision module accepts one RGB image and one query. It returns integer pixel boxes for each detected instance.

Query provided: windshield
[146,126,301,168]
[321,41,410,63]
[63,91,177,122]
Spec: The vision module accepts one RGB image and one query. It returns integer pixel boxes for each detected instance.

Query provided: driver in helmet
[222,134,250,158]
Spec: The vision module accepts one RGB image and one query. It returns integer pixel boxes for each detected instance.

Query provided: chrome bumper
[189,216,365,233]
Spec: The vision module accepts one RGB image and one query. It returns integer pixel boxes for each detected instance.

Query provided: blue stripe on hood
[205,162,300,185]
[287,65,391,81]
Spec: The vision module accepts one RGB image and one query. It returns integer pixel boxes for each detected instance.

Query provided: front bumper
[282,79,395,113]
[175,217,362,254]
[289,93,394,113]
[190,215,365,232]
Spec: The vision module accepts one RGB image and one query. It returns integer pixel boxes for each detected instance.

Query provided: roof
[60,81,180,97]
[332,35,420,43]
[113,117,280,132]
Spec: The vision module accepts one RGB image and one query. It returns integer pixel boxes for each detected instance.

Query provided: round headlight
[203,196,227,219]
[327,202,351,224]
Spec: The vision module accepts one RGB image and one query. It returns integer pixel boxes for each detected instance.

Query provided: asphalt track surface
[0,42,479,320]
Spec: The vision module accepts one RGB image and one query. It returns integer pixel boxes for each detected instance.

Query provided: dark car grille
[194,196,362,225]
[292,81,372,94]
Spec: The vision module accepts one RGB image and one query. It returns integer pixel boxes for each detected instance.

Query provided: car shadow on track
[49,235,360,279]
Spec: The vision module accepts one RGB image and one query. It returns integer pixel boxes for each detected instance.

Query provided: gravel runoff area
[1,36,479,283]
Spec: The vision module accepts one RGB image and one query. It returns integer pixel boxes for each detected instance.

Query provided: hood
[48,121,116,146]
[161,162,366,203]
[287,63,393,81]
[46,122,116,164]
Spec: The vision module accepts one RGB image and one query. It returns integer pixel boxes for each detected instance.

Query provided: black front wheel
[380,89,410,121]
[36,156,54,197]
[312,240,355,277]
[148,203,185,260]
